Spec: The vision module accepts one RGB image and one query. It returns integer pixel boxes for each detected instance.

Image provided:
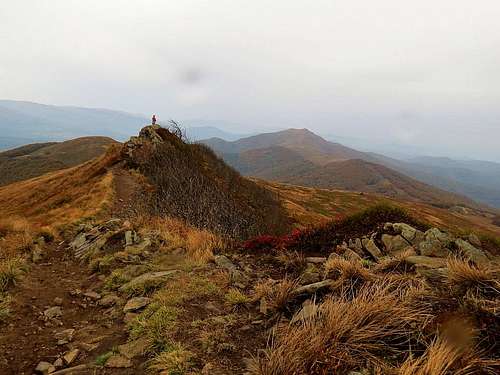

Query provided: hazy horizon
[1,1,500,161]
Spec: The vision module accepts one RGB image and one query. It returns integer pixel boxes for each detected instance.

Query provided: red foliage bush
[242,228,311,252]
[242,204,429,255]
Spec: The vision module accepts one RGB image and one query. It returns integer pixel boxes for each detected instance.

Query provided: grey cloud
[0,0,499,161]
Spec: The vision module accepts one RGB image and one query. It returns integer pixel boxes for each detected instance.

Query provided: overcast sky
[1,1,500,161]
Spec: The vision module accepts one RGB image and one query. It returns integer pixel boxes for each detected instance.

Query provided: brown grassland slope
[0,144,119,230]
[0,136,117,187]
[262,180,500,244]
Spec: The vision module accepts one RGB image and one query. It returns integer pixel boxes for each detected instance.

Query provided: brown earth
[0,243,142,374]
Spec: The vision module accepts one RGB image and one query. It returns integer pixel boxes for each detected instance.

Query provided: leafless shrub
[128,127,290,239]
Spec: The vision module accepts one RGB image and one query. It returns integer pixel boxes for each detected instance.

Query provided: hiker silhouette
[152,114,157,125]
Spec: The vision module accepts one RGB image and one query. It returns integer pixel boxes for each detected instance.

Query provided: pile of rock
[69,219,155,261]
[338,222,491,269]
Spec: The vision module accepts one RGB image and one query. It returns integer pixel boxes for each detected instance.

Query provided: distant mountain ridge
[202,129,491,211]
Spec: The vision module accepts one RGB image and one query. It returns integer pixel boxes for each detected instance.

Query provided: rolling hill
[0,137,117,186]
[202,129,490,211]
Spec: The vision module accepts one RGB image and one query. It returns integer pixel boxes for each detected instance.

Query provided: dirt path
[111,166,143,218]
[0,242,138,374]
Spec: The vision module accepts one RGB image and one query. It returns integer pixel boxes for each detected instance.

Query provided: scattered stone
[83,291,101,300]
[125,230,134,246]
[54,328,75,345]
[426,228,452,243]
[343,248,363,262]
[76,341,99,352]
[123,297,151,312]
[53,358,64,369]
[416,267,448,281]
[305,257,326,264]
[392,223,425,245]
[118,337,150,359]
[381,234,411,255]
[63,349,80,365]
[53,297,63,306]
[119,270,177,293]
[104,354,132,368]
[362,239,383,260]
[418,228,452,257]
[301,264,321,285]
[293,279,333,296]
[468,233,482,248]
[35,361,56,374]
[214,255,238,272]
[44,306,62,319]
[69,289,82,297]
[291,300,317,323]
[99,294,121,307]
[125,237,152,254]
[455,239,489,264]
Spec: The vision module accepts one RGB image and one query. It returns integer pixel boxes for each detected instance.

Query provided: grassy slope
[0,146,119,229]
[0,137,117,187]
[261,180,500,239]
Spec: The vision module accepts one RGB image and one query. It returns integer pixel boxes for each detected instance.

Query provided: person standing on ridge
[152,114,157,125]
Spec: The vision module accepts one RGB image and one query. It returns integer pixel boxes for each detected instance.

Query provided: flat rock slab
[35,361,56,374]
[123,297,151,312]
[455,239,489,264]
[362,239,383,260]
[119,270,178,292]
[405,256,446,269]
[293,280,333,296]
[105,354,133,368]
[118,337,150,359]
[63,349,80,365]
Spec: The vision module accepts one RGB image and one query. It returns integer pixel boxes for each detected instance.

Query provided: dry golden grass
[261,180,500,240]
[399,336,497,375]
[324,255,374,293]
[446,258,500,299]
[0,217,34,258]
[249,281,433,374]
[0,257,25,293]
[374,248,416,274]
[254,277,300,314]
[275,250,307,272]
[0,146,119,231]
[137,216,224,264]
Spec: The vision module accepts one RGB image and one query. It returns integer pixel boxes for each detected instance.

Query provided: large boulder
[418,228,453,258]
[123,297,151,312]
[455,239,489,264]
[392,223,425,245]
[405,256,447,269]
[381,234,411,255]
[362,238,383,260]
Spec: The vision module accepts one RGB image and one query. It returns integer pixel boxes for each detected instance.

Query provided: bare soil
[0,243,142,374]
